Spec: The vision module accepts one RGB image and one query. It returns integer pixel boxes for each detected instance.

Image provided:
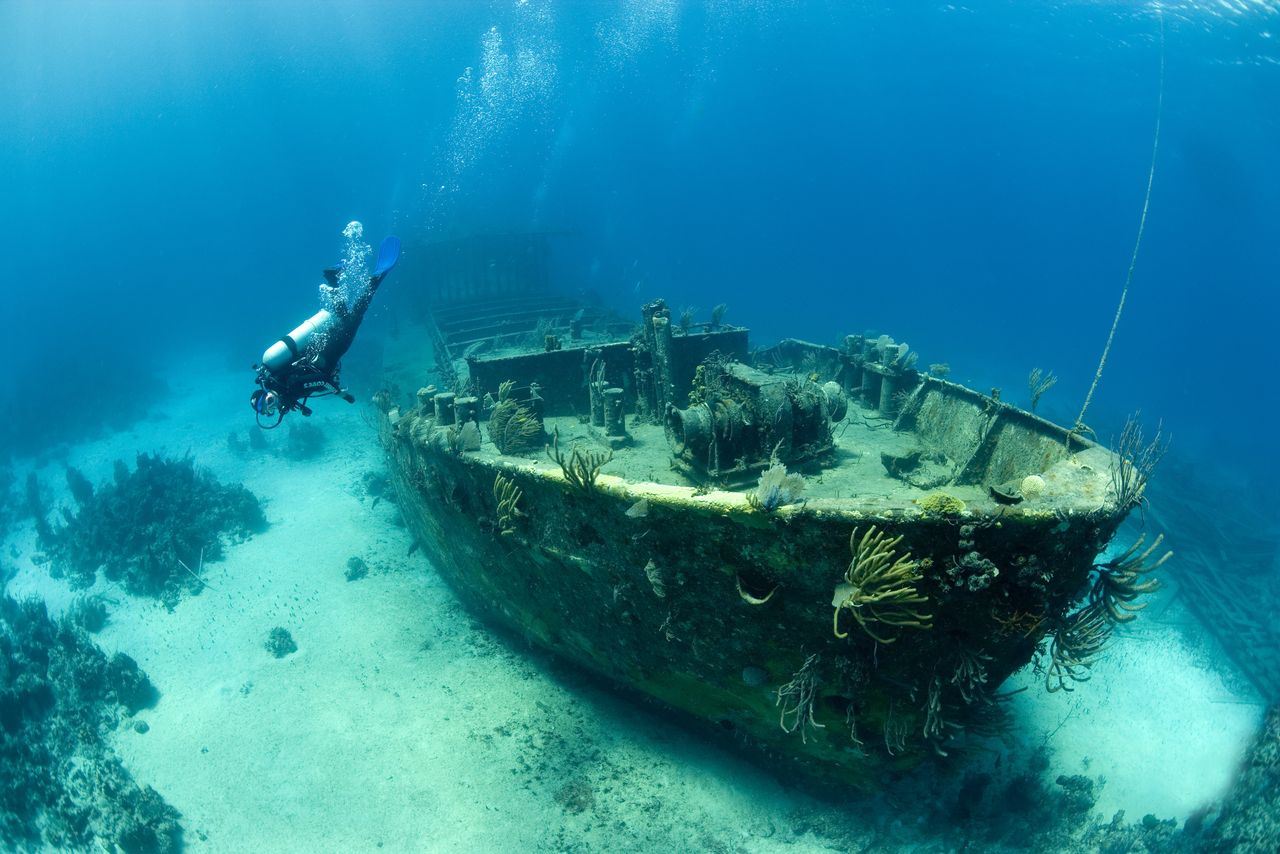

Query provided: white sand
[1007,581,1264,823]
[2,356,1266,850]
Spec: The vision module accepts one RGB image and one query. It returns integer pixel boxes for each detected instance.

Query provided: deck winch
[665,360,845,480]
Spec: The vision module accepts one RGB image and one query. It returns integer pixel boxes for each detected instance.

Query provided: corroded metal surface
[383,373,1127,786]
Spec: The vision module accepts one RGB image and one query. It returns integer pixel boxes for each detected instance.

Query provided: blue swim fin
[371,236,401,287]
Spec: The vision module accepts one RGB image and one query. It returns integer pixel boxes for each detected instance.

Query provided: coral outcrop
[33,454,266,608]
[1204,705,1280,853]
[746,462,806,512]
[0,595,179,852]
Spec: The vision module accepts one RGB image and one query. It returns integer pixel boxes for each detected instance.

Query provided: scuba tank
[261,309,333,372]
[259,235,400,373]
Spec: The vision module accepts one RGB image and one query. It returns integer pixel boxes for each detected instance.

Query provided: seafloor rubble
[30,453,266,608]
[0,463,15,538]
[1203,704,1280,853]
[0,594,180,852]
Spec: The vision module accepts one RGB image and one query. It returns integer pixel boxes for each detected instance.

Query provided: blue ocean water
[3,0,1277,475]
[2,0,1278,848]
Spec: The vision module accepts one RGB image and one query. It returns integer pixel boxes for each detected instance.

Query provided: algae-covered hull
[380,280,1134,788]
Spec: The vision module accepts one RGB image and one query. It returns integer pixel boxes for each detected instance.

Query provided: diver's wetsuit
[252,235,400,423]
[311,267,382,373]
[269,270,383,406]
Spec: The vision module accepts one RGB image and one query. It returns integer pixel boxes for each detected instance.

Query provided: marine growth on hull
[381,287,1165,787]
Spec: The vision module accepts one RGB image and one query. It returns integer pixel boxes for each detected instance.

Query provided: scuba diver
[250,232,401,428]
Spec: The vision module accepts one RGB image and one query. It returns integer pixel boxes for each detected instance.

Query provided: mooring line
[1071,5,1167,441]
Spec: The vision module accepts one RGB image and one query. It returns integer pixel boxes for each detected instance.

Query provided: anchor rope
[1071,4,1166,440]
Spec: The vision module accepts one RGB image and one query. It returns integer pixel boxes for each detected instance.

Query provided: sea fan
[747,463,806,512]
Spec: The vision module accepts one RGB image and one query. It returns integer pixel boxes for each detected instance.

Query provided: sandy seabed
[4,356,1264,852]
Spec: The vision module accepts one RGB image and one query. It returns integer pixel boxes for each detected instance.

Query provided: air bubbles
[595,0,681,69]
[322,221,372,313]
[428,1,560,229]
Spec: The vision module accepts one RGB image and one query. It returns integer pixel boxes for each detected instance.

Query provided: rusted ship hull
[378,237,1134,785]
[381,376,1125,787]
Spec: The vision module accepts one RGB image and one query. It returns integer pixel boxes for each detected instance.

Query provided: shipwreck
[377,234,1164,788]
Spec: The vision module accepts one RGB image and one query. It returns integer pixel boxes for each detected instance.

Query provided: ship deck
[471,409,1116,519]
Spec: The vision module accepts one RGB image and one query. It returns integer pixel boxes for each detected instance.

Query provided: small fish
[625,499,650,519]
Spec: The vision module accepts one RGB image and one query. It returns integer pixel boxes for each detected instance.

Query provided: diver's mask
[251,388,280,418]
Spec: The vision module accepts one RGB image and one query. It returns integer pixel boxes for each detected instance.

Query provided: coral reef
[1027,368,1057,412]
[66,592,111,633]
[33,454,266,608]
[265,627,297,658]
[0,461,15,542]
[1090,533,1170,623]
[746,462,806,512]
[1019,474,1046,500]
[0,595,179,852]
[832,526,932,644]
[776,653,825,744]
[489,381,544,455]
[904,741,1205,853]
[1204,705,1280,853]
[944,551,1001,593]
[678,305,697,333]
[1111,414,1168,511]
[345,556,369,581]
[493,473,523,536]
[65,465,94,506]
[547,429,612,495]
[916,491,966,515]
[922,675,957,754]
[1044,603,1112,693]
[949,648,992,704]
[710,303,728,328]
